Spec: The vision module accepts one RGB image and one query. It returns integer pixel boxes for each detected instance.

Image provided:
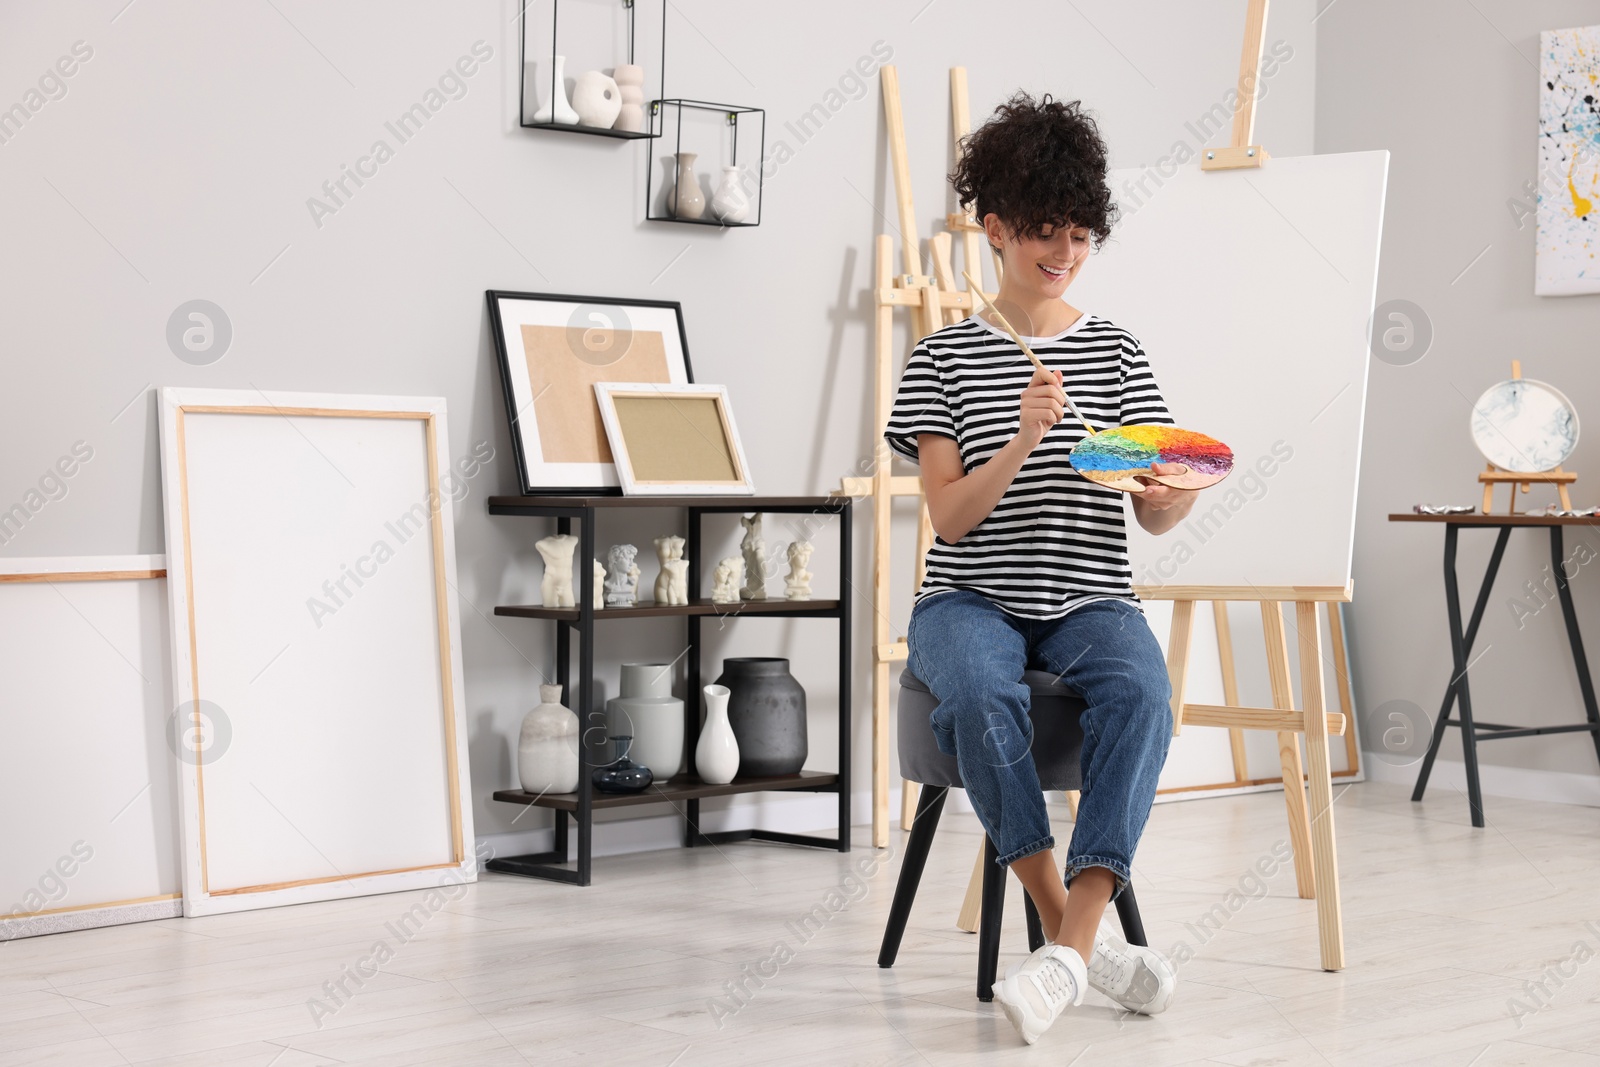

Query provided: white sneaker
[1087,930,1176,1015]
[991,943,1086,1045]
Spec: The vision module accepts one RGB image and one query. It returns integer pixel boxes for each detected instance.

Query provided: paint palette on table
[1069,425,1234,493]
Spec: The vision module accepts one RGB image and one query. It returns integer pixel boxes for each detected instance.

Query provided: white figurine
[784,541,814,600]
[711,555,744,603]
[739,513,767,600]
[604,545,639,608]
[535,534,578,608]
[663,559,689,605]
[654,535,688,605]
[592,558,606,608]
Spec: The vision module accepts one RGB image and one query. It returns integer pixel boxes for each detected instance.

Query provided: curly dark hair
[951,92,1117,251]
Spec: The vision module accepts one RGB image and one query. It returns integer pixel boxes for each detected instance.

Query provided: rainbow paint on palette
[1069,425,1233,492]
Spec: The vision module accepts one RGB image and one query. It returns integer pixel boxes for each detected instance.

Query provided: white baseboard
[1365,755,1600,808]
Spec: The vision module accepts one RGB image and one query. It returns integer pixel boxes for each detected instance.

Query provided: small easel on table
[1478,361,1577,514]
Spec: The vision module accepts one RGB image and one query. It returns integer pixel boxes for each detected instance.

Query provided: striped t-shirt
[883,312,1173,620]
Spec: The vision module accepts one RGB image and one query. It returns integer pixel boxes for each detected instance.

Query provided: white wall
[1318,0,1600,789]
[0,0,1317,852]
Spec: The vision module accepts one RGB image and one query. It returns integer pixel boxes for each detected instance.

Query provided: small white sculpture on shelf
[605,544,640,608]
[654,535,688,605]
[784,541,814,600]
[739,513,767,600]
[592,559,606,608]
[711,556,743,603]
[663,559,689,604]
[535,534,578,607]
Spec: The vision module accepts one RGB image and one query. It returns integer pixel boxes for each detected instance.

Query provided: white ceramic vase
[571,70,621,128]
[711,166,751,223]
[613,63,645,132]
[517,684,579,794]
[696,684,740,784]
[668,152,706,219]
[605,662,684,780]
[530,55,578,125]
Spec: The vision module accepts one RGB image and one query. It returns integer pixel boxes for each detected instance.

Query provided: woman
[884,92,1203,1046]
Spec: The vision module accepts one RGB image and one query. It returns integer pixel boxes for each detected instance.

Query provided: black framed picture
[486,290,695,495]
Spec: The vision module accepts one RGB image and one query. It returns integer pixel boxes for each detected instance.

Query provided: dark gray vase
[714,657,807,776]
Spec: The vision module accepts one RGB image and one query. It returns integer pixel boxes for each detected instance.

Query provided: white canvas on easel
[157,388,476,916]
[0,556,182,939]
[1070,149,1388,796]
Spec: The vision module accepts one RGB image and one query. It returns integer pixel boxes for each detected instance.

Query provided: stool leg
[976,837,1005,1001]
[1115,882,1148,948]
[1023,892,1045,952]
[877,785,947,968]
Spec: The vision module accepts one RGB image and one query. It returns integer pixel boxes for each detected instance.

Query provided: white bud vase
[696,684,740,784]
[530,55,578,125]
[518,684,579,794]
[711,166,751,223]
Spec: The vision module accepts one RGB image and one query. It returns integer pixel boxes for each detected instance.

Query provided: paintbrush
[962,270,1097,436]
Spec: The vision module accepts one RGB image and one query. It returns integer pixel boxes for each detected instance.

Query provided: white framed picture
[593,382,755,496]
[486,290,694,494]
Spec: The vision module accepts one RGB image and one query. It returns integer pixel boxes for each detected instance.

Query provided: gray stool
[878,666,1148,1002]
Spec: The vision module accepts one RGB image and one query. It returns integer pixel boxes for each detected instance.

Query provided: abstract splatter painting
[1538,25,1600,296]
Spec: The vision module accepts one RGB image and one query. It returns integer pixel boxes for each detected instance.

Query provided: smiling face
[985,214,1092,303]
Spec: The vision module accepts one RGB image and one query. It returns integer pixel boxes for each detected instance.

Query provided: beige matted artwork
[487,291,693,494]
[594,382,755,495]
[521,324,669,463]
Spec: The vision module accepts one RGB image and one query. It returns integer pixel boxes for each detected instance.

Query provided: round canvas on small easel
[1470,378,1579,472]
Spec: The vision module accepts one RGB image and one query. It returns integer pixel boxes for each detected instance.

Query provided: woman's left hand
[1129,462,1200,534]
[1133,462,1197,510]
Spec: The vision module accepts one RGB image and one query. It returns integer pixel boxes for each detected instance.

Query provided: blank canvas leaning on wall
[0,556,181,939]
[157,388,475,917]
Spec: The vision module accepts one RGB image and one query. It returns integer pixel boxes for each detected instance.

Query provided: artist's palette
[1069,425,1234,493]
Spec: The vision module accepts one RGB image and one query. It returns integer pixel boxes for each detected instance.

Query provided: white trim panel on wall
[0,556,183,940]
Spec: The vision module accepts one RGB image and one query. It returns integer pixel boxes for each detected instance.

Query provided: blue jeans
[906,589,1173,896]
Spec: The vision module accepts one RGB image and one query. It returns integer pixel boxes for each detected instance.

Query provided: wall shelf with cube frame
[519,0,665,140]
[646,99,765,227]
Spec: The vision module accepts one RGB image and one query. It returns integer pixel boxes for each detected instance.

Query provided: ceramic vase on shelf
[667,152,706,219]
[517,684,579,794]
[711,166,751,223]
[571,70,621,128]
[696,684,740,784]
[605,662,685,780]
[613,64,646,132]
[530,55,578,124]
[715,657,807,777]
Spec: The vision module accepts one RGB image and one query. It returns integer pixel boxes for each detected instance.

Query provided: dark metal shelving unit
[485,494,852,885]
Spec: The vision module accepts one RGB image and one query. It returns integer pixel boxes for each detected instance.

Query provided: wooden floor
[4,781,1599,1065]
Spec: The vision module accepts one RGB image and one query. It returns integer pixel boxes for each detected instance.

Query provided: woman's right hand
[1015,365,1066,450]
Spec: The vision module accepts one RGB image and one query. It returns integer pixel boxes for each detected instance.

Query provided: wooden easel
[1479,361,1577,514]
[831,65,1000,850]
[1144,0,1344,971]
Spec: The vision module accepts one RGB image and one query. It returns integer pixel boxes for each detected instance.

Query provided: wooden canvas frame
[486,289,695,495]
[593,382,755,495]
[157,388,476,916]
[0,556,183,940]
